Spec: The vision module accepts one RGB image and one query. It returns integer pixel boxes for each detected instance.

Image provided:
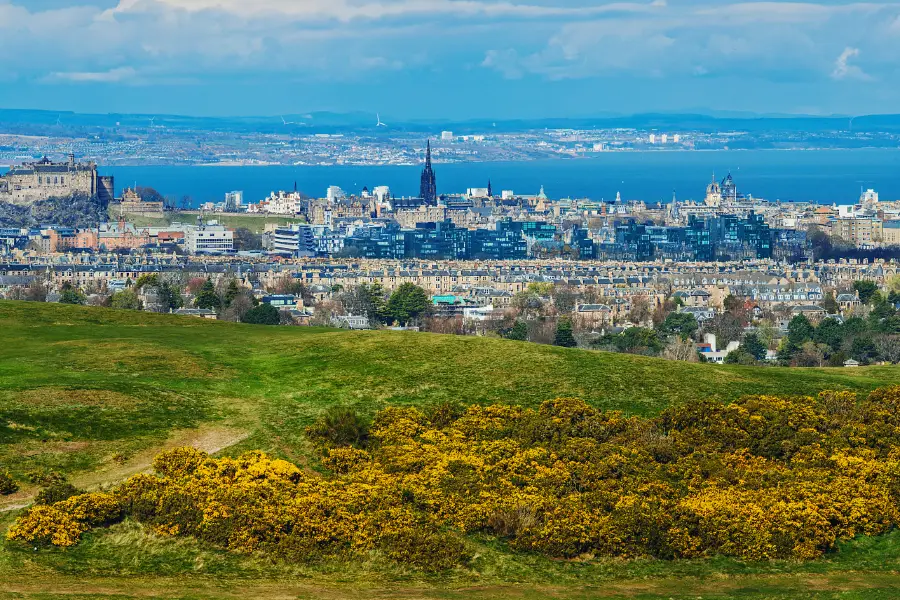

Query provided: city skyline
[3,1,900,119]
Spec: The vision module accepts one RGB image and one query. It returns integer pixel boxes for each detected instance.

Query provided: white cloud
[104,0,660,22]
[42,67,137,83]
[831,46,872,80]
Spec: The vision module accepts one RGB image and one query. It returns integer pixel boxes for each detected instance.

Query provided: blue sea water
[8,149,900,206]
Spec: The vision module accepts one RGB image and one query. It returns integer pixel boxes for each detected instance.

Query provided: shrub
[151,447,209,478]
[61,493,123,527]
[306,407,370,448]
[6,505,88,547]
[379,527,471,572]
[241,303,280,325]
[35,482,83,505]
[0,470,18,495]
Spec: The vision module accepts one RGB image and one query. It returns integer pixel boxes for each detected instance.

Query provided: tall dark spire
[487,179,493,198]
[419,139,437,205]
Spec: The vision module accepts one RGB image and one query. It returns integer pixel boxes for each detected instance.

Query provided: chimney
[68,153,75,167]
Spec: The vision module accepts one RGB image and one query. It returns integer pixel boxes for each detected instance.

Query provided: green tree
[658,312,699,340]
[241,303,280,325]
[739,332,767,361]
[821,291,839,315]
[341,284,389,325]
[554,318,577,348]
[814,318,844,353]
[157,282,183,312]
[224,279,241,308]
[505,320,528,342]
[787,314,815,345]
[850,335,878,364]
[387,283,430,326]
[194,279,221,311]
[854,280,879,305]
[110,289,142,310]
[58,286,86,305]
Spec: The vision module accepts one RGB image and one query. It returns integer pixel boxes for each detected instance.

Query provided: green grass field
[126,211,305,233]
[1,300,900,599]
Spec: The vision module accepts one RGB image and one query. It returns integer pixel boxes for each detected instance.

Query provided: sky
[2,0,900,119]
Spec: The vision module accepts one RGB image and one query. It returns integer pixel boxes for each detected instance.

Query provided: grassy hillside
[1,300,900,598]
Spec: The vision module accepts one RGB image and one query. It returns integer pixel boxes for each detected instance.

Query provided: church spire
[487,179,492,198]
[419,139,437,205]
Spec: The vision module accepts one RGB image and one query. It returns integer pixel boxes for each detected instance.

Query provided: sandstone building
[0,154,114,205]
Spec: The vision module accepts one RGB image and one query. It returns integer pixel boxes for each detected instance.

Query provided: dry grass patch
[55,341,221,379]
[11,388,139,409]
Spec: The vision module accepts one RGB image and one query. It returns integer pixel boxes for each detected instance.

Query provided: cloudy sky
[2,0,900,119]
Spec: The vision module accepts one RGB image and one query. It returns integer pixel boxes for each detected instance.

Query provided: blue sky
[2,0,900,119]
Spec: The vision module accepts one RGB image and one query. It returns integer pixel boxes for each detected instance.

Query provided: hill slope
[2,300,899,490]
[2,301,900,598]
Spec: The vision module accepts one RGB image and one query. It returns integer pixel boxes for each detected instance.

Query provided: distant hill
[3,107,900,135]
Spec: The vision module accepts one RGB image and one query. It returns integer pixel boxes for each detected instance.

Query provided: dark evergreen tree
[554,318,577,348]
[194,279,221,311]
[241,303,280,325]
[739,332,767,361]
[505,320,528,341]
[387,283,430,326]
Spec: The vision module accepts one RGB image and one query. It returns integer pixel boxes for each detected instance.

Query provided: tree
[505,320,528,342]
[110,289,142,310]
[821,292,839,315]
[814,318,844,353]
[25,281,48,302]
[59,286,86,305]
[739,332,767,361]
[787,314,815,345]
[850,335,878,364]
[554,318,577,348]
[341,284,388,325]
[874,335,900,364]
[854,280,879,305]
[157,282,183,312]
[704,313,744,347]
[194,279,221,311]
[628,296,652,325]
[662,337,699,362]
[241,303,280,325]
[223,279,242,308]
[658,312,699,340]
[233,227,263,251]
[387,284,430,326]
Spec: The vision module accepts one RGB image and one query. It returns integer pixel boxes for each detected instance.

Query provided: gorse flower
[9,386,900,568]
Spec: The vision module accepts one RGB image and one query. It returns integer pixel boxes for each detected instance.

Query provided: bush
[0,470,18,495]
[379,527,471,572]
[306,407,369,448]
[35,482,84,505]
[15,385,900,567]
[151,447,209,478]
[6,505,88,547]
[241,303,280,325]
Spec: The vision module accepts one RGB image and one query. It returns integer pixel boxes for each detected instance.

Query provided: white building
[249,191,303,215]
[649,134,657,144]
[327,186,346,202]
[185,221,234,254]
[373,186,391,203]
[224,191,244,211]
[441,131,454,141]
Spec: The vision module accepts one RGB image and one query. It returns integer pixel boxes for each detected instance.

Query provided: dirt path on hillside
[0,571,898,599]
[0,426,249,513]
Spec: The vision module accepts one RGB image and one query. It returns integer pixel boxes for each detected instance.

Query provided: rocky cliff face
[0,193,108,228]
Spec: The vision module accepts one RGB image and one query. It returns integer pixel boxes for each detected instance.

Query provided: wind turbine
[148,117,156,128]
[848,116,856,133]
[55,115,62,126]
[281,115,296,125]
[376,113,387,127]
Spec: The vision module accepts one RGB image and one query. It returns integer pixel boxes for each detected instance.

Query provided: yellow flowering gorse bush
[9,386,900,569]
